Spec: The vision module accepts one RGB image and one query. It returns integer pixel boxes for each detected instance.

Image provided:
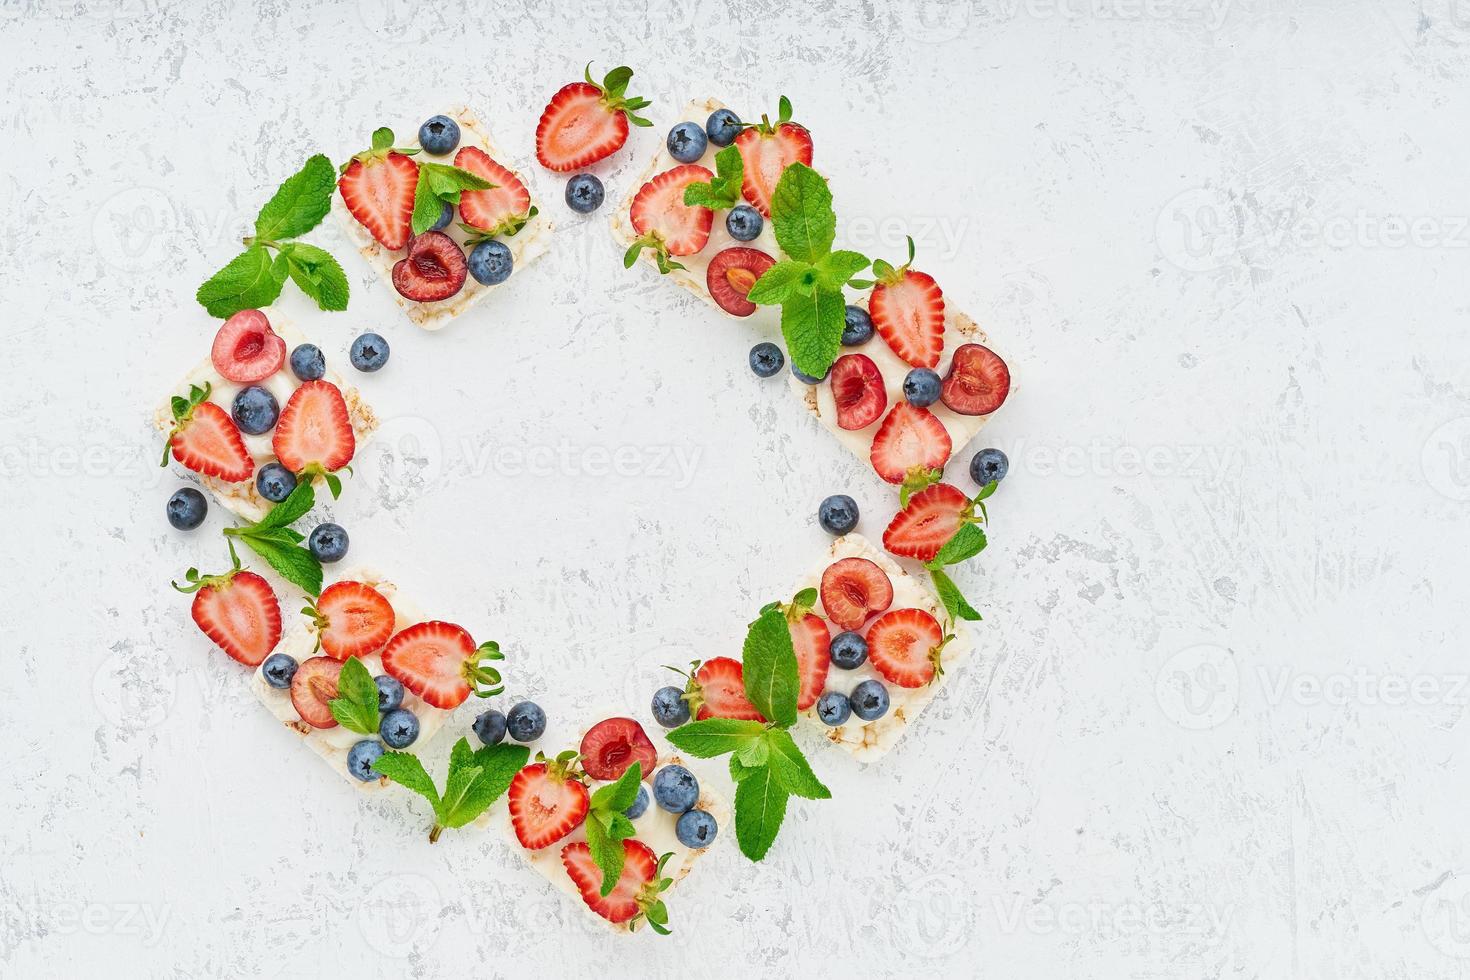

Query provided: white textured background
[5,0,1470,976]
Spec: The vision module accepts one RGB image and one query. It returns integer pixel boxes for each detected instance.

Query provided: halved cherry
[830,353,887,430]
[940,343,1011,416]
[707,247,775,317]
[392,231,467,303]
[579,717,658,782]
[819,557,895,630]
[211,309,286,384]
[290,655,343,729]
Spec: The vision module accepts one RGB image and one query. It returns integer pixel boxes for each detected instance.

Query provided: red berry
[829,353,887,431]
[309,581,395,661]
[629,165,715,264]
[391,231,467,303]
[819,557,895,630]
[562,839,660,924]
[733,121,813,217]
[338,151,418,251]
[272,380,355,475]
[706,247,775,317]
[454,146,533,235]
[882,483,972,562]
[188,569,280,666]
[867,608,947,688]
[692,657,764,721]
[535,67,648,172]
[210,309,286,384]
[870,271,945,369]
[869,403,952,484]
[579,717,658,782]
[167,394,253,483]
[791,613,831,711]
[380,620,494,710]
[941,343,1011,416]
[290,655,344,728]
[509,760,590,849]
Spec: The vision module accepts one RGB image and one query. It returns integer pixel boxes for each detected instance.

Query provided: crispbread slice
[333,106,553,330]
[153,317,378,522]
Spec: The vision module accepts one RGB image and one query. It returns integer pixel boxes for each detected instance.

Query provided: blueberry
[289,343,325,381]
[705,108,742,147]
[792,362,829,385]
[565,173,605,214]
[468,240,513,285]
[749,342,785,378]
[625,785,651,820]
[379,708,420,749]
[375,675,405,712]
[829,631,868,670]
[261,653,298,689]
[308,522,348,563]
[418,114,460,155]
[473,708,507,746]
[675,808,719,848]
[903,368,942,407]
[231,385,279,435]
[350,332,389,372]
[666,121,708,163]
[166,487,207,530]
[850,679,890,721]
[653,765,699,813]
[970,447,1010,486]
[256,462,296,503]
[816,691,851,726]
[506,701,546,742]
[818,494,859,535]
[650,685,691,728]
[347,740,384,781]
[841,305,874,346]
[429,200,453,232]
[726,204,763,242]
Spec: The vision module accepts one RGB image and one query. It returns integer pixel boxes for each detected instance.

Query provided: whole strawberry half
[163,382,253,483]
[535,64,651,172]
[338,129,420,250]
[509,757,589,849]
[627,165,714,274]
[883,482,973,562]
[379,620,503,710]
[820,557,894,631]
[733,96,813,217]
[391,231,468,303]
[306,580,395,661]
[830,353,887,431]
[272,379,355,476]
[790,612,831,711]
[869,402,952,485]
[562,839,670,929]
[706,247,775,317]
[941,343,1011,416]
[211,309,285,384]
[454,146,534,236]
[290,655,343,728]
[579,717,658,782]
[687,656,764,722]
[175,564,280,667]
[869,238,945,369]
[866,608,950,688]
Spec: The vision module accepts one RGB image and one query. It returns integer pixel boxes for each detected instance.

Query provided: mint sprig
[921,480,997,623]
[682,146,744,210]
[745,163,871,378]
[584,762,644,896]
[222,480,323,596]
[327,655,380,734]
[373,737,530,842]
[196,155,348,318]
[411,160,495,235]
[666,601,831,862]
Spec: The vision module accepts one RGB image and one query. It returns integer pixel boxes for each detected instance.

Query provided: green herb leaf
[813,249,871,291]
[196,245,288,318]
[410,161,495,233]
[746,260,813,306]
[254,154,336,242]
[932,523,988,567]
[733,765,790,862]
[665,718,766,758]
[769,162,835,263]
[682,146,744,210]
[441,742,530,829]
[327,655,380,734]
[780,286,846,380]
[930,567,982,622]
[280,242,349,312]
[741,607,799,728]
[229,528,322,596]
[585,762,644,895]
[762,729,831,800]
[255,480,316,530]
[590,761,644,814]
[373,751,443,819]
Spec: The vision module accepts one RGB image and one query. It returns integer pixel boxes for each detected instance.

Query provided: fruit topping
[418,114,461,156]
[375,674,405,711]
[829,630,868,670]
[347,740,384,780]
[391,230,468,302]
[626,165,715,274]
[650,686,691,728]
[941,343,1011,416]
[166,487,207,530]
[562,839,671,929]
[565,173,605,213]
[829,352,887,430]
[231,385,279,436]
[818,493,858,535]
[338,133,419,250]
[162,383,253,483]
[866,608,950,688]
[790,610,831,711]
[882,482,972,561]
[817,691,851,726]
[272,379,355,476]
[467,239,512,285]
[262,653,298,689]
[869,402,952,485]
[841,304,874,346]
[289,343,325,382]
[579,717,658,782]
[683,657,764,722]
[652,764,699,813]
[706,246,775,316]
[819,557,895,630]
[256,462,296,502]
[903,367,942,407]
[535,64,651,172]
[850,678,891,721]
[454,146,534,236]
[380,620,504,710]
[174,561,281,667]
[305,580,395,661]
[349,332,389,372]
[379,707,420,749]
[509,755,590,848]
[733,97,813,217]
[507,701,547,742]
[869,237,945,368]
[308,522,348,563]
[289,655,344,728]
[667,121,708,163]
[705,107,742,147]
[675,809,718,848]
[210,309,286,383]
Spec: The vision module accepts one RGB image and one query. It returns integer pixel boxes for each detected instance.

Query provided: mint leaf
[730,756,758,783]
[762,730,830,800]
[411,161,495,234]
[410,172,444,236]
[328,656,380,734]
[780,286,845,380]
[769,162,835,263]
[590,761,644,814]
[814,250,870,291]
[254,154,335,242]
[932,523,987,567]
[930,567,982,622]
[196,245,287,318]
[254,480,316,530]
[747,260,813,306]
[741,607,799,728]
[443,742,530,828]
[682,146,744,210]
[733,766,789,862]
[281,242,349,312]
[666,718,765,757]
[373,751,443,819]
[229,528,322,596]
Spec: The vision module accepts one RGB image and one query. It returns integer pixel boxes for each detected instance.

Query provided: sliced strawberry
[535,65,651,172]
[210,309,286,384]
[338,145,419,250]
[391,231,467,303]
[627,165,714,273]
[830,353,887,431]
[706,247,775,317]
[819,557,895,630]
[178,565,280,667]
[290,655,343,728]
[882,483,973,561]
[689,657,764,722]
[563,839,668,927]
[790,613,831,711]
[579,717,658,782]
[379,620,503,710]
[454,146,533,236]
[307,581,395,661]
[272,380,355,475]
[941,343,1011,416]
[866,608,949,688]
[733,97,813,217]
[869,402,952,484]
[509,758,589,849]
[163,383,253,483]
